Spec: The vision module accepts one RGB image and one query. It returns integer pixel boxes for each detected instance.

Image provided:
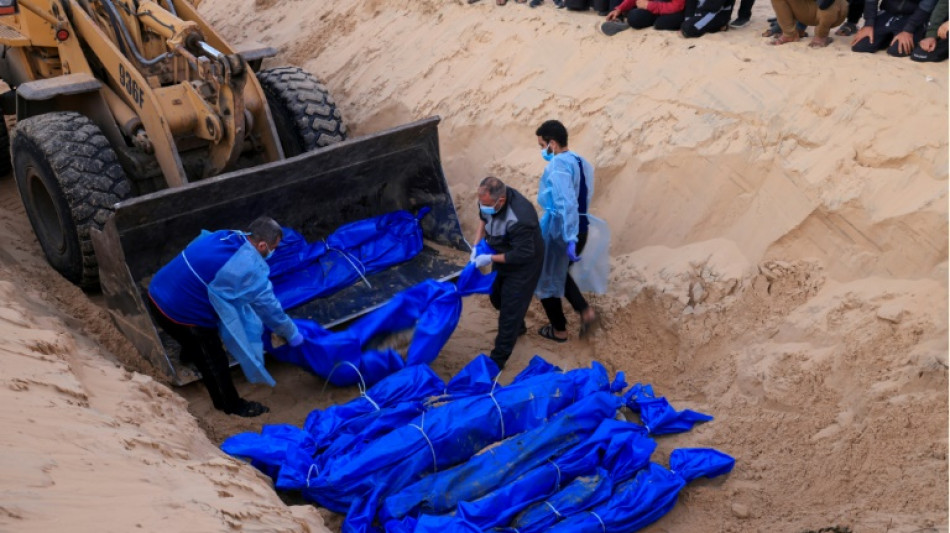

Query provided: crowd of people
[473,0,949,61]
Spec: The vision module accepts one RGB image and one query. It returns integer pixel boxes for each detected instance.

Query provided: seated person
[769,0,849,46]
[851,0,937,56]
[911,0,948,60]
[601,0,692,34]
[682,0,735,36]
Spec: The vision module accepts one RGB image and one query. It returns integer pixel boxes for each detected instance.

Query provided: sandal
[579,310,601,339]
[834,21,857,36]
[538,324,568,343]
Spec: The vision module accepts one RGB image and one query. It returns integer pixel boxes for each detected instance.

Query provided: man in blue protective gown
[534,120,599,342]
[470,176,544,370]
[147,216,303,417]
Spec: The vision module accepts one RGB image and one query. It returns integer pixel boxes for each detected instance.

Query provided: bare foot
[808,36,833,47]
[769,34,800,45]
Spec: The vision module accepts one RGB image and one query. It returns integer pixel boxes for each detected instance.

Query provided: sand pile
[0,0,946,531]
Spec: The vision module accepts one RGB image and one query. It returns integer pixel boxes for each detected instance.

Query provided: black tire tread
[12,112,131,289]
[257,66,347,155]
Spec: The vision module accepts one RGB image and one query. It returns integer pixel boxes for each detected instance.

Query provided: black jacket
[479,187,544,273]
[865,0,937,33]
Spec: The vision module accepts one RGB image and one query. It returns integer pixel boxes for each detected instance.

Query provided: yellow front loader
[0,0,470,384]
[0,0,346,288]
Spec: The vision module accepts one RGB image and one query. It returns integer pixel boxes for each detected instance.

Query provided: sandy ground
[0,0,947,532]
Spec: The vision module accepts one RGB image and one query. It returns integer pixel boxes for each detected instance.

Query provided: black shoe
[529,0,543,6]
[553,0,565,7]
[597,9,609,15]
[228,399,270,418]
[729,16,750,28]
[601,20,630,36]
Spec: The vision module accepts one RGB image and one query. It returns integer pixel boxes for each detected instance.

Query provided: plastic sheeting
[623,383,713,435]
[268,209,429,310]
[221,358,734,533]
[570,214,610,295]
[545,448,736,533]
[263,259,495,387]
[305,363,615,529]
[384,417,655,531]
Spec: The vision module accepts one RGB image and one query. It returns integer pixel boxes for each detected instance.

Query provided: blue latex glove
[474,254,493,268]
[288,331,305,347]
[567,241,580,262]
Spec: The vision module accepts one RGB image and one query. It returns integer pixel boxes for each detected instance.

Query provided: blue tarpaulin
[305,363,613,510]
[268,209,429,310]
[384,417,655,531]
[623,383,713,435]
[263,260,494,387]
[222,355,733,533]
[545,448,736,533]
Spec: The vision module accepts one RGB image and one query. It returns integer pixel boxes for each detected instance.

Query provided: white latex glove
[474,254,493,268]
[469,247,478,263]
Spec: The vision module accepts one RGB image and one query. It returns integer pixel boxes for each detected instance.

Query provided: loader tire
[0,117,11,177]
[12,112,132,290]
[257,66,347,157]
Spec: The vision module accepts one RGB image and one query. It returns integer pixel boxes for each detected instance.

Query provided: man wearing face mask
[470,176,544,370]
[534,119,599,343]
[147,216,303,417]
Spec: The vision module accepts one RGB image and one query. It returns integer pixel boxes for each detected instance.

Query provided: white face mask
[263,242,275,260]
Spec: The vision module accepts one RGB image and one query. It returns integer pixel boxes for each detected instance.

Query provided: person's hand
[919,36,937,52]
[635,0,649,9]
[891,31,915,55]
[606,8,621,20]
[288,331,305,348]
[567,241,581,262]
[474,254,493,269]
[939,20,949,39]
[851,25,874,46]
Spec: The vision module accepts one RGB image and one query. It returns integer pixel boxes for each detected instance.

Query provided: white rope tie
[591,511,607,532]
[489,372,506,439]
[305,464,320,488]
[409,412,438,474]
[181,251,209,288]
[548,460,562,489]
[325,241,372,289]
[323,361,367,394]
[543,501,563,518]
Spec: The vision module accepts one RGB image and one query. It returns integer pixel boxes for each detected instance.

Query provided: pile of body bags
[222,355,734,533]
[256,208,496,388]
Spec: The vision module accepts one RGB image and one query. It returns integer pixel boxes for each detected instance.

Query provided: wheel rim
[27,165,67,255]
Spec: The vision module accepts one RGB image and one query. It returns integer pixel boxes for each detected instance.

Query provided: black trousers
[148,297,243,413]
[736,0,754,19]
[682,9,732,36]
[489,259,543,368]
[845,0,862,24]
[851,13,925,56]
[911,37,949,62]
[540,233,590,333]
[626,7,688,30]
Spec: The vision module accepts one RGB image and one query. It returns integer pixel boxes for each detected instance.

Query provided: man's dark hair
[536,120,568,147]
[479,176,507,201]
[247,216,283,244]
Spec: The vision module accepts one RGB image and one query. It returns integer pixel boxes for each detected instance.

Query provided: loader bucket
[91,116,470,385]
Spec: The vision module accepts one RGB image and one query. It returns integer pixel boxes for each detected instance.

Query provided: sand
[0,0,946,532]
